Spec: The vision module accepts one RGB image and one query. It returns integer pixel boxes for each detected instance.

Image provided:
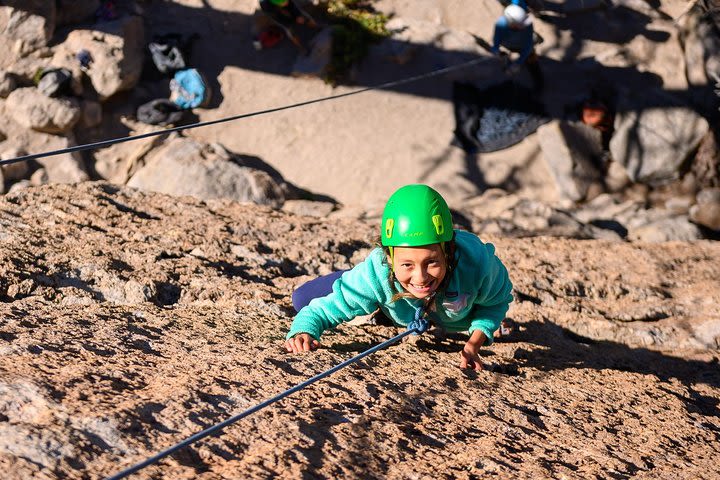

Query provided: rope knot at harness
[407,307,429,335]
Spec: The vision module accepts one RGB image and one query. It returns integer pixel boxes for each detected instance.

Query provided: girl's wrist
[466,330,487,350]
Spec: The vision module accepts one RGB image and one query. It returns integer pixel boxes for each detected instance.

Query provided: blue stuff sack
[170,68,210,109]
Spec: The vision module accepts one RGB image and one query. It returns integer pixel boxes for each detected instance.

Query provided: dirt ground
[122,0,695,208]
[0,183,718,479]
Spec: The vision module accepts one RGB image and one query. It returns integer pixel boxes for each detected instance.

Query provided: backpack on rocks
[136,99,184,126]
[37,68,74,98]
[148,33,197,74]
[170,68,211,109]
[452,81,550,153]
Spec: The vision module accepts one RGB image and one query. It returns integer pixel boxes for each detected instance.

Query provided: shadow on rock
[514,319,720,415]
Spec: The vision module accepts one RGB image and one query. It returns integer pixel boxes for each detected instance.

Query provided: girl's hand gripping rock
[285,333,320,353]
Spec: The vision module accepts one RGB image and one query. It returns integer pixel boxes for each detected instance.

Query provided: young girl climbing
[284,184,513,371]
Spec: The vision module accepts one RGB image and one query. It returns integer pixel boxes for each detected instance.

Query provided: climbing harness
[1,57,491,167]
[105,318,429,480]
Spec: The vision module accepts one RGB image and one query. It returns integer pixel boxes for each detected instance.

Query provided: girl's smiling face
[392,244,447,299]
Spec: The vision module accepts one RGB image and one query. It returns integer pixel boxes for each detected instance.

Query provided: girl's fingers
[289,337,303,353]
[459,353,469,369]
[471,356,483,371]
[285,335,319,354]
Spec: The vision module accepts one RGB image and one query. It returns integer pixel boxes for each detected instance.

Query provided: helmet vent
[432,214,444,235]
[385,218,394,239]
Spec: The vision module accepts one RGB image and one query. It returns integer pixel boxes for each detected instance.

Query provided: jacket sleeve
[467,246,514,346]
[286,249,389,341]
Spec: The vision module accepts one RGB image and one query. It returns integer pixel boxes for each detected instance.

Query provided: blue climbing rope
[105,320,429,480]
[408,305,430,335]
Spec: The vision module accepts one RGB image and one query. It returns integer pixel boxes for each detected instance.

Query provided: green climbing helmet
[268,0,289,5]
[381,184,454,247]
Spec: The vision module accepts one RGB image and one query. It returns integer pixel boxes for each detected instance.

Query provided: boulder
[0,104,88,184]
[0,147,31,182]
[690,187,720,231]
[0,0,55,61]
[573,193,643,224]
[465,189,522,221]
[33,136,88,184]
[609,89,709,186]
[679,4,720,87]
[30,167,48,185]
[93,125,168,184]
[7,179,31,193]
[53,15,144,100]
[127,138,287,207]
[5,87,81,134]
[3,57,50,85]
[0,70,16,97]
[604,159,632,192]
[537,120,604,202]
[628,215,703,242]
[690,130,720,190]
[8,133,87,185]
[282,199,335,217]
[465,193,622,240]
[79,100,102,128]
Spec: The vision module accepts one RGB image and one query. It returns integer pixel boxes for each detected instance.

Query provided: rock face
[610,89,710,186]
[5,87,81,134]
[0,183,718,480]
[679,1,720,87]
[0,110,88,185]
[54,15,145,100]
[537,120,604,202]
[127,137,288,207]
[0,70,16,98]
[690,187,720,231]
[0,0,55,62]
[0,147,30,182]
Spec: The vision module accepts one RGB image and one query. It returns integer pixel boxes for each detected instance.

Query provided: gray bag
[37,68,73,98]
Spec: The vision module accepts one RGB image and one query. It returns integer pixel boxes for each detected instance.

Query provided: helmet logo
[385,218,394,239]
[432,214,444,236]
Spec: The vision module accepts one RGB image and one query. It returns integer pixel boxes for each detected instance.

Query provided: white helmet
[504,4,529,26]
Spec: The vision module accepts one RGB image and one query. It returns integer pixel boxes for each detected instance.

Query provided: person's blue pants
[291,270,346,312]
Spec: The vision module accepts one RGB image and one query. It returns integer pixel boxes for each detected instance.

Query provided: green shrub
[317,0,390,84]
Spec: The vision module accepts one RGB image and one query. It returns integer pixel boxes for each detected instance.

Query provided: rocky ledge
[0,182,718,479]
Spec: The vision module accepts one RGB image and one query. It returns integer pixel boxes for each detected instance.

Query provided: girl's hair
[378,232,458,310]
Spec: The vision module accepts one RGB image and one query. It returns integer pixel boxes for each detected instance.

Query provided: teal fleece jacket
[286,230,513,345]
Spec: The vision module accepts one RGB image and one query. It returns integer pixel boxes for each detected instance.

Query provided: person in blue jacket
[285,184,514,371]
[492,3,544,90]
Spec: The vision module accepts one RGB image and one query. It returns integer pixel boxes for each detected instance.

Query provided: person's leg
[525,51,544,92]
[292,270,347,312]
